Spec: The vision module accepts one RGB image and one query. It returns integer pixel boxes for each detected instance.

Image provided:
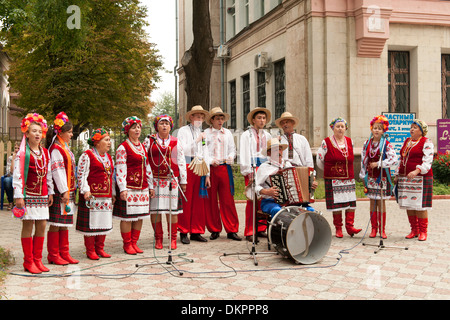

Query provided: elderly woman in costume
[395,120,434,241]
[145,114,187,250]
[239,107,272,240]
[13,113,54,274]
[113,116,155,255]
[359,115,398,239]
[76,129,115,260]
[45,112,78,265]
[177,105,211,244]
[316,118,361,238]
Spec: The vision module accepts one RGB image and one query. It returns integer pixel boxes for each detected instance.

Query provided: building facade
[177,0,450,152]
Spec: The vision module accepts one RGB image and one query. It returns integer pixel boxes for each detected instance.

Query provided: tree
[0,0,162,138]
[180,0,215,112]
[150,91,176,121]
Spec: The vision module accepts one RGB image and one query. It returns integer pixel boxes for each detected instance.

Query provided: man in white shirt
[239,107,272,240]
[176,105,211,244]
[204,107,241,241]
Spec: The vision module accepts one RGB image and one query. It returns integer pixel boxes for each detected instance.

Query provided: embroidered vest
[26,148,50,197]
[323,136,354,180]
[50,143,76,192]
[85,150,113,197]
[398,137,433,177]
[121,141,149,190]
[365,140,392,179]
[148,135,180,179]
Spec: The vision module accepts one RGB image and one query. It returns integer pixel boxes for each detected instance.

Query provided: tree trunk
[181,0,215,112]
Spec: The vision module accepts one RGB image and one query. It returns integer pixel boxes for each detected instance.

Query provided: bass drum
[268,206,331,265]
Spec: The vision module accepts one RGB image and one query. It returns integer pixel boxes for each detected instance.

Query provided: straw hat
[261,138,288,157]
[185,105,209,122]
[247,107,271,126]
[275,111,300,129]
[206,106,230,125]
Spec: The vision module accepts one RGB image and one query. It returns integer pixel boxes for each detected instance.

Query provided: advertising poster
[437,119,450,154]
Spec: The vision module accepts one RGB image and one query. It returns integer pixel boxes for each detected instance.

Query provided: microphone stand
[136,135,191,275]
[363,134,408,254]
[224,127,276,266]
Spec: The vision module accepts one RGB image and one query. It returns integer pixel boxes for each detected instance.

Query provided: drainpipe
[220,0,225,110]
[174,0,179,129]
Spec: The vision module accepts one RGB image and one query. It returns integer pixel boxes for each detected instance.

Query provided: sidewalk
[0,199,449,300]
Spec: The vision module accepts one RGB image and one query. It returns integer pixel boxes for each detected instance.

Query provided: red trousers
[244,175,267,236]
[206,165,239,234]
[178,165,207,234]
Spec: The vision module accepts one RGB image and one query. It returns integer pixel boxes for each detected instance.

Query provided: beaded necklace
[331,135,348,158]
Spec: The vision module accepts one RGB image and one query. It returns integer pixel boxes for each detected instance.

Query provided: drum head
[286,213,314,257]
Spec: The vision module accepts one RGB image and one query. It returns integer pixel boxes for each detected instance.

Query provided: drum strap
[301,212,310,258]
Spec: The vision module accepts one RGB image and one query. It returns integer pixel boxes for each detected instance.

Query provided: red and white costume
[204,126,239,235]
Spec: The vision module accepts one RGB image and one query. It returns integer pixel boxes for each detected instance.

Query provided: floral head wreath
[20,113,48,136]
[412,119,428,136]
[122,116,142,134]
[329,117,348,130]
[370,115,389,132]
[153,114,174,132]
[88,128,109,146]
[54,112,70,133]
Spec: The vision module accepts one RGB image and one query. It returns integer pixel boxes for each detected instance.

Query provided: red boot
[405,215,419,239]
[33,236,49,272]
[95,235,111,258]
[333,213,343,238]
[121,232,137,255]
[379,212,387,239]
[131,229,144,253]
[47,231,69,265]
[84,236,99,260]
[21,238,42,274]
[369,211,378,238]
[418,218,428,241]
[169,222,178,250]
[152,222,164,250]
[345,211,362,237]
[59,230,79,264]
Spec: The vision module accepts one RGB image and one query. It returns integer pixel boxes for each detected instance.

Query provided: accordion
[269,166,315,206]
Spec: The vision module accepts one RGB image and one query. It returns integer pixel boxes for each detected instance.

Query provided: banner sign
[437,119,450,154]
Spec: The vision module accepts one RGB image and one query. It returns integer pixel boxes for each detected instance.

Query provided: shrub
[432,153,450,184]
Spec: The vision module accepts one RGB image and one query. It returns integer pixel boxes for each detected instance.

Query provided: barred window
[442,54,450,119]
[242,74,250,128]
[229,80,237,129]
[257,71,266,108]
[388,51,410,113]
[274,59,286,120]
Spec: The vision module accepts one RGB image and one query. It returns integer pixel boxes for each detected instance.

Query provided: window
[274,59,286,120]
[442,54,450,119]
[388,51,410,113]
[242,74,251,128]
[245,0,249,26]
[257,71,266,108]
[229,80,237,129]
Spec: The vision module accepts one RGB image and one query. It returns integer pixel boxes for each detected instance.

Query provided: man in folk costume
[145,115,187,250]
[239,107,272,240]
[76,129,115,260]
[46,112,79,265]
[113,116,155,254]
[177,105,211,244]
[204,107,242,241]
[13,114,54,274]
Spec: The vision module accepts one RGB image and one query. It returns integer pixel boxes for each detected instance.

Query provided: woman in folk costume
[316,117,362,238]
[76,129,115,260]
[177,105,211,244]
[144,115,187,250]
[204,107,241,241]
[359,115,398,239]
[395,120,434,241]
[45,112,78,265]
[239,107,272,240]
[13,113,54,274]
[113,116,155,255]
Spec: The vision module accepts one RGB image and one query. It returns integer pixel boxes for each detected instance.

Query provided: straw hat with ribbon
[206,106,230,125]
[275,111,300,129]
[262,138,288,157]
[185,105,209,122]
[247,107,271,126]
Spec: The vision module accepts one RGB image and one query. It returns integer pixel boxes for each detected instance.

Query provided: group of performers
[11,108,433,274]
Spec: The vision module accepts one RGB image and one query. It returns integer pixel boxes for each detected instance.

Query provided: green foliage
[432,153,450,184]
[1,0,162,136]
